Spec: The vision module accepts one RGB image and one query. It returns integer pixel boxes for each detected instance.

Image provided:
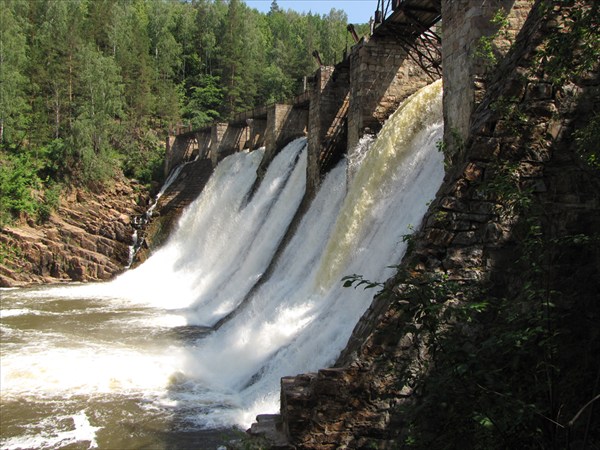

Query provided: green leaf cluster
[0,145,61,225]
[575,112,600,169]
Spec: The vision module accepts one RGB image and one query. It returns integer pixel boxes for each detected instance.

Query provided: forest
[0,0,368,225]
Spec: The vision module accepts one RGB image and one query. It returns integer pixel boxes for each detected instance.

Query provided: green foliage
[342,273,384,290]
[574,112,600,169]
[0,241,22,264]
[36,182,61,223]
[437,128,464,165]
[0,149,41,220]
[0,1,30,145]
[539,2,600,84]
[0,141,68,225]
[483,161,533,220]
[120,129,165,185]
[473,8,510,69]
[490,96,529,131]
[70,44,125,185]
[181,75,223,128]
[259,65,295,104]
[0,0,360,221]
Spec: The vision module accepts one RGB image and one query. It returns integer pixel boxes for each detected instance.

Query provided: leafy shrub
[0,148,41,224]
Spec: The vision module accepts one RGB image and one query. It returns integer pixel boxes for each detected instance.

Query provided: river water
[1,80,444,450]
[1,286,238,449]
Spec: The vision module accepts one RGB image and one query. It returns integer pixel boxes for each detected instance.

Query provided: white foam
[0,342,186,399]
[1,410,101,450]
[1,308,32,318]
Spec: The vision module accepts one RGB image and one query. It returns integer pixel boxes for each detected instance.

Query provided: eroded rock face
[0,179,149,287]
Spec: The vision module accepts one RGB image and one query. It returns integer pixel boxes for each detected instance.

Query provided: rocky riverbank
[0,178,149,287]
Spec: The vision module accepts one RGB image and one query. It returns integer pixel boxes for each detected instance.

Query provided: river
[1,80,444,450]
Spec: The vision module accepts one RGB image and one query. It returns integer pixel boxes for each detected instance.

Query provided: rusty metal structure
[373,0,442,80]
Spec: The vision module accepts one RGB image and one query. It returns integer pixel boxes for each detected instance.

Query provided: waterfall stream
[0,80,443,449]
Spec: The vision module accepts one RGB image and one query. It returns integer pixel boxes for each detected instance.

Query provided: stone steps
[247,414,291,449]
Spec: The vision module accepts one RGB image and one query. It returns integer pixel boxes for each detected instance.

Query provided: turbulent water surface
[1,80,444,449]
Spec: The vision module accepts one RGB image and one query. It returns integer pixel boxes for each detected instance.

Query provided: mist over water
[1,80,443,449]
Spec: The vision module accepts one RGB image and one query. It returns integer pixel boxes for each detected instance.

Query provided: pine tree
[109,0,155,123]
[71,44,124,184]
[0,0,29,144]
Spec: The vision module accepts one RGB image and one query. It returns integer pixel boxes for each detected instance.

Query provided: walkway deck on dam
[175,91,310,139]
[372,0,442,79]
[375,0,441,37]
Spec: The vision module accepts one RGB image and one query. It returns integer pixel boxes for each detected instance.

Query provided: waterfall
[1,80,444,447]
[181,79,445,427]
[96,139,307,322]
[127,158,192,266]
[317,79,444,290]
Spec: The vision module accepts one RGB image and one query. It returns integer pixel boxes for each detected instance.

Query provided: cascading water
[126,158,190,267]
[0,80,443,449]
[112,139,307,325]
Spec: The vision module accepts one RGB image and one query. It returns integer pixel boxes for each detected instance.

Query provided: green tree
[0,0,29,144]
[23,0,89,148]
[70,44,124,185]
[109,0,155,123]
[194,0,227,79]
[319,9,349,65]
[171,0,199,85]
[220,0,247,116]
[181,74,223,128]
[147,0,182,128]
[0,150,41,223]
[86,0,118,53]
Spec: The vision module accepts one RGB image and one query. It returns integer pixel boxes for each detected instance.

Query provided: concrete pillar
[164,134,175,177]
[210,124,248,165]
[264,103,308,168]
[442,0,534,162]
[209,123,228,166]
[247,118,267,150]
[196,129,212,160]
[166,133,195,175]
[307,64,350,198]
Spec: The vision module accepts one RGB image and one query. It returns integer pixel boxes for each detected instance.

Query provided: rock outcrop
[0,179,149,287]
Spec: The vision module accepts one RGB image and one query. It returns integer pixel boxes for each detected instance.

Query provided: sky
[243,0,378,24]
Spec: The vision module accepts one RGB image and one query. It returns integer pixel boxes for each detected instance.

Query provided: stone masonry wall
[265,104,308,169]
[307,64,350,198]
[347,34,437,155]
[276,1,600,447]
[442,0,534,161]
